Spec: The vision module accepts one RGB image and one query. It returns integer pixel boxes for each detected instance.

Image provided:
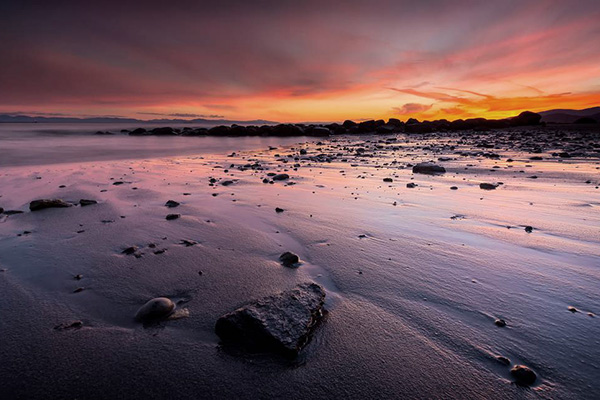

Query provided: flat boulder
[29,199,72,211]
[215,283,326,358]
[412,163,446,174]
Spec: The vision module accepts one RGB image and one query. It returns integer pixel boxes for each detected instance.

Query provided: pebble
[135,297,176,322]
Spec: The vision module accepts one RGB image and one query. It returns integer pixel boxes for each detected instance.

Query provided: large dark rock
[215,283,326,357]
[510,365,537,386]
[129,128,148,136]
[342,120,357,129]
[29,199,72,211]
[272,124,304,136]
[272,173,290,181]
[307,126,331,137]
[151,127,176,135]
[412,163,446,174]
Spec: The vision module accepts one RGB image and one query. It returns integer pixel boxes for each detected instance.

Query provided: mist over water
[0,123,304,167]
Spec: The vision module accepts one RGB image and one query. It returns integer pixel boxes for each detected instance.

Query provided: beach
[1,125,599,399]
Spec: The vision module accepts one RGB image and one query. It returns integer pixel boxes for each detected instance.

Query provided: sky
[1,0,599,122]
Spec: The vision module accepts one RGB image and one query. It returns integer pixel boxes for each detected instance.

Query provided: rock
[166,213,181,220]
[122,246,138,255]
[135,297,175,322]
[54,321,83,331]
[29,199,72,211]
[272,173,290,181]
[309,127,331,137]
[221,180,234,186]
[510,111,542,126]
[79,199,97,207]
[510,365,537,386]
[3,210,23,215]
[275,207,285,213]
[151,127,176,136]
[525,226,533,233]
[496,356,511,365]
[279,252,299,267]
[165,200,180,208]
[406,183,416,188]
[0,207,3,213]
[494,318,506,327]
[568,306,578,313]
[412,163,446,174]
[479,183,498,190]
[450,186,458,190]
[215,283,326,357]
[383,178,393,182]
[129,128,148,136]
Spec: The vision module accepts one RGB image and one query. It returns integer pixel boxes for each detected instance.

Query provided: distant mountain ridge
[539,107,600,123]
[0,114,277,125]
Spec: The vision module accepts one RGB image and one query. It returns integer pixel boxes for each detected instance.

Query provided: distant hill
[539,107,600,123]
[0,114,277,125]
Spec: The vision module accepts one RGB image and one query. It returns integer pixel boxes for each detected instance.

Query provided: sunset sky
[1,0,599,122]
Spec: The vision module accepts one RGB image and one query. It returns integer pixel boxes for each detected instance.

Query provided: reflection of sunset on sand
[1,124,599,398]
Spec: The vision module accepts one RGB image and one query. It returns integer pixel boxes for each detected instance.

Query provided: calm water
[0,123,305,167]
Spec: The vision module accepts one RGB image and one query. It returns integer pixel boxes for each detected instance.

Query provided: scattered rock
[272,173,290,181]
[568,306,578,313]
[221,180,234,186]
[279,252,299,267]
[122,246,138,255]
[29,199,72,211]
[135,297,176,322]
[412,163,446,174]
[73,287,84,293]
[496,356,511,365]
[510,365,537,386]
[275,207,285,213]
[79,199,97,207]
[479,183,498,190]
[525,226,533,233]
[3,210,23,215]
[165,200,180,208]
[180,239,198,247]
[383,178,393,182]
[406,183,416,188]
[166,213,181,220]
[215,283,326,358]
[494,318,506,327]
[450,186,458,190]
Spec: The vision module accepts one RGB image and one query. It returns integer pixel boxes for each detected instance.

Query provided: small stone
[450,186,458,190]
[383,178,393,182]
[412,163,446,174]
[568,306,578,313]
[166,213,181,220]
[135,297,175,322]
[479,183,498,190]
[272,173,290,181]
[165,200,180,208]
[73,287,84,293]
[29,199,72,211]
[494,319,506,327]
[221,180,234,186]
[496,356,511,365]
[122,246,138,255]
[79,199,97,207]
[275,207,285,213]
[74,274,83,280]
[54,321,83,331]
[279,251,299,267]
[510,365,537,386]
[406,183,416,188]
[525,226,533,233]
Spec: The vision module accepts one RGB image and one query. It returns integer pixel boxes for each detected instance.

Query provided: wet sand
[0,127,599,399]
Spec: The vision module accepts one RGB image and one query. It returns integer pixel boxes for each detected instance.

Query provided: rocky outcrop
[215,283,326,358]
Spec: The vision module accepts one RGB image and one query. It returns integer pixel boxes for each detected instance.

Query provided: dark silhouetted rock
[29,199,72,211]
[215,283,325,358]
[510,365,537,386]
[406,183,416,188]
[525,226,533,233]
[165,200,180,208]
[383,178,393,182]
[151,127,176,135]
[479,183,498,190]
[272,124,304,136]
[279,251,299,267]
[272,173,290,181]
[79,199,97,207]
[342,120,357,129]
[275,207,285,213]
[135,297,175,322]
[166,213,181,220]
[129,128,148,136]
[412,163,446,174]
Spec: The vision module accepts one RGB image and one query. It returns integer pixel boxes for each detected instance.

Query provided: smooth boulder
[510,365,537,386]
[29,199,72,211]
[215,283,326,358]
[135,297,175,322]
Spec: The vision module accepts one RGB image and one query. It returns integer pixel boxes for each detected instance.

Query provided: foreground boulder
[29,199,72,211]
[215,283,326,358]
[412,163,446,174]
[135,297,175,322]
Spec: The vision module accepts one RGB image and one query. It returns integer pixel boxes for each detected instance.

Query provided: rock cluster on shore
[123,111,543,138]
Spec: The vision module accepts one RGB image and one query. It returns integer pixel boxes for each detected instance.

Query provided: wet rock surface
[215,283,326,358]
